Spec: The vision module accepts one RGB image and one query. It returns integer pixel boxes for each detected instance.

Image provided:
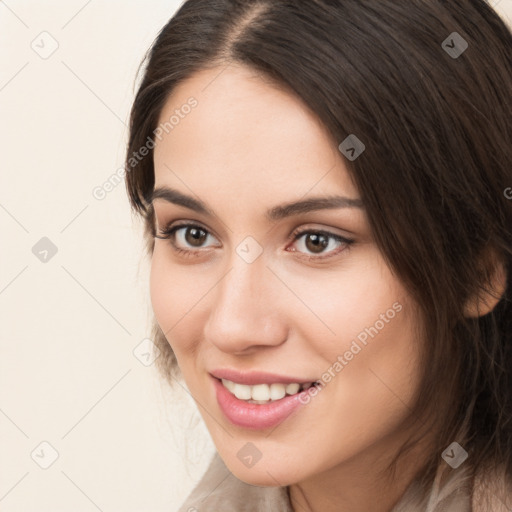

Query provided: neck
[288,428,433,512]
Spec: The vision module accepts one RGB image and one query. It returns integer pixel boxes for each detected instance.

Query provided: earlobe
[463,250,508,318]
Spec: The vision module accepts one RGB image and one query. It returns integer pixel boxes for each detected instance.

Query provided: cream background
[0,1,511,511]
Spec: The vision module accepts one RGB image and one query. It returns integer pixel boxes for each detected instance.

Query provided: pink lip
[212,376,314,430]
[210,368,315,385]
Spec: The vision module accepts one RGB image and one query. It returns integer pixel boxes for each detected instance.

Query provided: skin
[150,63,434,512]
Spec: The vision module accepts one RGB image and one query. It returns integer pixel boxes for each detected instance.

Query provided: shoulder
[391,463,472,512]
[178,452,293,512]
[391,460,512,512]
[472,463,512,512]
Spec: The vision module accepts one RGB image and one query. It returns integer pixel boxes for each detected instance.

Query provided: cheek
[149,247,222,370]
[319,289,422,439]
[296,255,421,406]
[149,249,172,327]
[149,249,198,355]
[287,255,405,354]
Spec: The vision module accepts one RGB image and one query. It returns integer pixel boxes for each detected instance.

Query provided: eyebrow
[149,186,364,221]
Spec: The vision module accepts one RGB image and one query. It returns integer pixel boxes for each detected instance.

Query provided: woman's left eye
[155,223,354,260]
[288,229,354,260]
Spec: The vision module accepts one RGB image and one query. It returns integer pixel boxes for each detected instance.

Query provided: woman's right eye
[155,223,220,256]
[155,222,354,262]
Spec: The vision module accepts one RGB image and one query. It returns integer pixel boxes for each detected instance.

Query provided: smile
[220,378,316,404]
[210,371,321,429]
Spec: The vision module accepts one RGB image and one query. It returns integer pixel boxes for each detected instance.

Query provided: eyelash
[154,222,354,261]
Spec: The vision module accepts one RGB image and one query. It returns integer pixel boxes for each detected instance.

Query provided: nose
[203,251,288,355]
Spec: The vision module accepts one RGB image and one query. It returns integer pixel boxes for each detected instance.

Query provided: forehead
[153,64,359,205]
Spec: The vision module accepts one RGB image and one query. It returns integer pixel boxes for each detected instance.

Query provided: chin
[221,454,304,487]
[233,467,291,487]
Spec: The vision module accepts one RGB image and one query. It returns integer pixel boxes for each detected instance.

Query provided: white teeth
[251,384,270,401]
[269,383,286,400]
[233,383,252,400]
[221,379,312,402]
[221,379,235,393]
[285,383,300,395]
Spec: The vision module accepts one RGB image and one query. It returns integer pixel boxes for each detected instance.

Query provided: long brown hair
[125,0,512,503]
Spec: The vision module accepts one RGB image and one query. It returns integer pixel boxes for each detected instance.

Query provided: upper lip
[210,368,317,385]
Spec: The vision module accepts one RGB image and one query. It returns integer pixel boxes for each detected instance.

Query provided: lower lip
[213,377,311,430]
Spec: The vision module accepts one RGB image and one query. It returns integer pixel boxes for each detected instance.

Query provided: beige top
[178,451,512,511]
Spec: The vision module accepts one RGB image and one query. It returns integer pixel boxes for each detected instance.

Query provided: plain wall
[1,1,511,510]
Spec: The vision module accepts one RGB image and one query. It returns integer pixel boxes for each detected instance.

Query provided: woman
[125,0,512,510]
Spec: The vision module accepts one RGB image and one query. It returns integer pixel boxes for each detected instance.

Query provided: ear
[463,248,508,318]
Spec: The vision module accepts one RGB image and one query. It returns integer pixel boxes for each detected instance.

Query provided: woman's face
[150,64,424,486]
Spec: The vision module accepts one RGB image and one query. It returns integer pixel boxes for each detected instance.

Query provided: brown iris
[304,233,329,253]
[184,227,208,247]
